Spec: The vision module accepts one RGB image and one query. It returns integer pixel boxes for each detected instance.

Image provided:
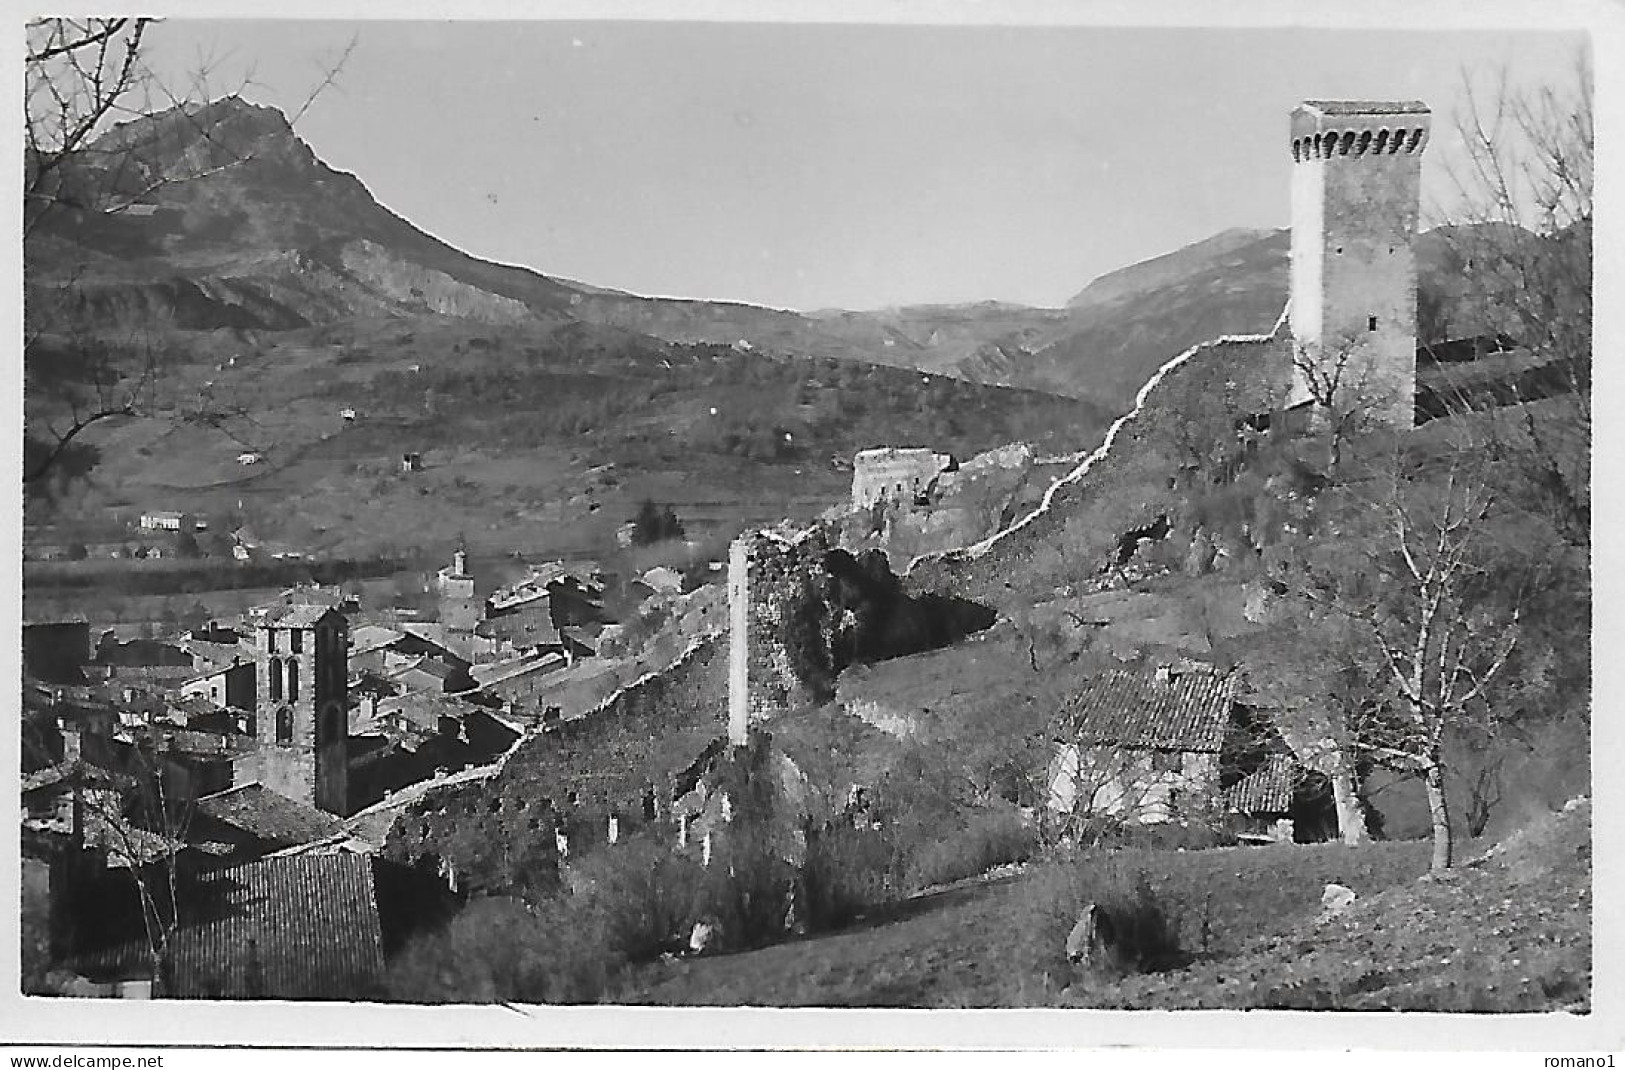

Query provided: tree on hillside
[1245,609,1380,847]
[1263,453,1553,870]
[1289,334,1395,473]
[173,530,201,560]
[24,18,352,494]
[630,499,685,546]
[1434,54,1592,546]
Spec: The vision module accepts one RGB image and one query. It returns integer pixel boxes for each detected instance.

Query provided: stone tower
[437,547,481,636]
[1288,100,1430,427]
[252,604,349,814]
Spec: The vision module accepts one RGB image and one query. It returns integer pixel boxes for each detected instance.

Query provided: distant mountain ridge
[29,96,1474,414]
[1066,227,1285,310]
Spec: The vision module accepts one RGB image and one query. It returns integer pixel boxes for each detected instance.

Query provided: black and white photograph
[8,0,1614,1055]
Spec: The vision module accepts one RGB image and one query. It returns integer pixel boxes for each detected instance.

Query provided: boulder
[1065,902,1133,980]
[1319,882,1356,918]
[688,918,719,956]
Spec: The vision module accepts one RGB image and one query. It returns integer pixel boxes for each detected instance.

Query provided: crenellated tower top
[1290,100,1431,163]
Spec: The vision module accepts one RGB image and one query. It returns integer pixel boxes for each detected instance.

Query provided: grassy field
[617,800,1589,1009]
[620,838,1432,1007]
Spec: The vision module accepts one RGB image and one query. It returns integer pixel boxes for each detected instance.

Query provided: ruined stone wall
[906,317,1293,611]
[851,447,955,511]
[882,442,1035,560]
[381,637,727,897]
[741,528,833,721]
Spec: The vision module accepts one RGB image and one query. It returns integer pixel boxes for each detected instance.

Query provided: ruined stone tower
[1288,100,1430,427]
[728,536,750,747]
[250,604,349,814]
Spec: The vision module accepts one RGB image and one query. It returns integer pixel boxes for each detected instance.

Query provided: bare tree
[90,747,194,990]
[1432,54,1592,546]
[24,712,197,991]
[1243,612,1377,847]
[1266,454,1541,871]
[24,18,353,493]
[1290,334,1391,473]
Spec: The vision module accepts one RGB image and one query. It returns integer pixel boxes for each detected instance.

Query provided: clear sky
[141,17,1588,311]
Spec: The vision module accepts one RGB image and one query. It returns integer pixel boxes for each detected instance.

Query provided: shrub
[801,822,901,930]
[1084,817,1236,854]
[568,837,707,965]
[384,837,712,1004]
[1015,852,1185,992]
[630,499,685,546]
[382,895,591,1004]
[905,805,1039,892]
[699,845,796,950]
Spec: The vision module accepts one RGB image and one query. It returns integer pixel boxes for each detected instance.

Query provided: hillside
[618,800,1588,1009]
[26,97,1123,561]
[27,312,1106,565]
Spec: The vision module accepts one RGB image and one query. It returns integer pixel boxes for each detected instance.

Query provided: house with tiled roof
[1219,751,1300,843]
[178,661,254,712]
[476,598,562,654]
[1046,664,1239,826]
[65,854,387,999]
[388,654,476,696]
[193,783,346,866]
[1046,664,1329,840]
[349,623,406,663]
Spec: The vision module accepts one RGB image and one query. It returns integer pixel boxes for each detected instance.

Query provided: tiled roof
[256,603,341,630]
[190,636,257,660]
[409,657,459,679]
[182,648,255,679]
[1222,753,1298,814]
[139,726,257,758]
[168,693,224,720]
[77,855,384,998]
[196,784,344,848]
[21,759,132,795]
[376,690,451,729]
[469,651,565,689]
[478,602,561,647]
[396,621,451,648]
[350,624,405,654]
[85,821,184,868]
[1057,668,1235,753]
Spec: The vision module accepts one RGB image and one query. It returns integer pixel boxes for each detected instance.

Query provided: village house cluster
[20,541,713,997]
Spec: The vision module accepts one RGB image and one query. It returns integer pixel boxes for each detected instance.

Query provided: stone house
[179,661,255,712]
[1047,665,1324,840]
[1046,665,1237,825]
[138,510,187,532]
